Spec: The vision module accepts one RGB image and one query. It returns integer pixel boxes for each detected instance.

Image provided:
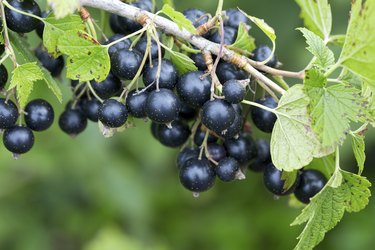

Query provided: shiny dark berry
[194,125,217,146]
[224,9,250,29]
[223,79,246,104]
[249,139,271,172]
[183,8,209,28]
[105,34,132,57]
[263,163,299,196]
[24,99,54,131]
[156,120,191,148]
[176,71,211,108]
[111,49,143,80]
[59,109,87,136]
[251,96,277,133]
[135,35,165,61]
[0,98,18,129]
[252,45,278,68]
[83,99,101,122]
[224,133,257,164]
[145,88,180,124]
[109,14,124,34]
[176,147,200,169]
[126,89,148,118]
[34,45,64,77]
[207,143,227,162]
[179,102,197,121]
[189,53,207,71]
[294,170,327,204]
[223,105,243,139]
[98,99,128,128]
[209,26,237,45]
[216,62,248,84]
[143,59,178,90]
[201,99,235,134]
[117,0,153,33]
[179,158,216,192]
[216,157,240,182]
[0,64,8,90]
[3,126,34,154]
[90,72,122,99]
[5,0,41,33]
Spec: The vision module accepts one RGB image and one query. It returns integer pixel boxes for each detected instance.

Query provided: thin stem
[0,1,17,68]
[104,26,148,48]
[87,81,104,103]
[242,99,277,114]
[247,58,305,79]
[324,61,341,77]
[151,27,162,91]
[0,51,10,65]
[198,130,209,160]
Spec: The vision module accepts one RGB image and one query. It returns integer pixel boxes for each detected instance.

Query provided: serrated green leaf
[9,32,63,103]
[47,0,80,19]
[295,0,332,40]
[350,132,365,175]
[58,30,110,82]
[271,85,321,171]
[168,50,198,75]
[339,0,375,86]
[161,4,196,33]
[8,63,43,108]
[305,69,370,151]
[291,171,371,250]
[298,28,335,70]
[229,22,256,54]
[43,15,85,57]
[239,9,276,64]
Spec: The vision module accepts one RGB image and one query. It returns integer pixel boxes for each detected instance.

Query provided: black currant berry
[117,0,153,33]
[216,157,240,182]
[251,96,277,133]
[176,71,211,108]
[194,126,217,146]
[143,59,178,90]
[0,64,8,90]
[83,98,101,122]
[0,98,18,129]
[90,72,122,99]
[224,133,257,164]
[223,79,246,104]
[179,158,216,192]
[189,53,207,71]
[224,9,250,29]
[59,108,87,136]
[105,34,132,57]
[3,126,34,154]
[145,88,180,124]
[179,102,197,121]
[134,35,165,61]
[263,163,299,196]
[209,26,237,45]
[34,45,64,77]
[156,120,191,148]
[36,11,48,38]
[65,99,86,115]
[294,170,327,204]
[249,139,271,172]
[70,80,85,94]
[207,143,227,162]
[252,45,278,68]
[24,99,54,131]
[176,147,200,169]
[201,99,235,134]
[109,14,124,34]
[5,0,41,33]
[126,89,148,118]
[98,99,128,128]
[183,8,209,28]
[110,49,143,80]
[223,108,243,139]
[216,62,248,84]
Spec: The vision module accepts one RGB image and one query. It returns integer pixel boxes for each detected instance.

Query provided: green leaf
[339,0,375,86]
[291,171,371,250]
[271,85,321,171]
[47,0,80,19]
[281,171,299,191]
[9,32,62,103]
[229,22,256,54]
[298,28,335,70]
[58,30,110,82]
[8,63,43,108]
[304,69,370,151]
[350,131,365,175]
[295,0,332,39]
[43,15,85,57]
[161,4,196,33]
[168,50,198,75]
[239,9,276,64]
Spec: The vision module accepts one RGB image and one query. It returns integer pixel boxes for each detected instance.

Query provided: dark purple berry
[3,126,34,154]
[104,34,132,57]
[5,0,41,33]
[126,89,148,118]
[176,147,200,169]
[145,88,180,124]
[294,170,327,204]
[0,98,18,129]
[249,139,271,172]
[252,45,278,68]
[176,71,211,108]
[216,62,248,84]
[209,26,237,45]
[143,59,178,90]
[189,53,207,71]
[223,105,243,139]
[109,14,124,34]
[179,102,197,121]
[223,79,246,104]
[156,120,191,148]
[207,143,226,162]
[183,8,209,28]
[110,49,143,80]
[201,99,235,134]
[35,45,64,77]
[216,157,240,182]
[194,125,217,146]
[224,9,250,29]
[263,163,299,196]
[98,99,128,128]
[83,98,101,122]
[90,72,122,99]
[0,64,8,90]
[24,99,54,131]
[179,158,216,192]
[59,109,87,136]
[135,35,165,61]
[224,133,257,164]
[251,96,277,133]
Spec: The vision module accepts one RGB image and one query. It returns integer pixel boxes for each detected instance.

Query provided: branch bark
[80,0,286,95]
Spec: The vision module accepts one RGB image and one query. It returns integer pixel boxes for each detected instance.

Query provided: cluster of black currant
[0,0,327,203]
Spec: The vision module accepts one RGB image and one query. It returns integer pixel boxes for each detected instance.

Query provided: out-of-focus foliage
[0,0,373,250]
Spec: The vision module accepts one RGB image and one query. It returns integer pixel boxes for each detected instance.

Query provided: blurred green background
[0,0,374,249]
